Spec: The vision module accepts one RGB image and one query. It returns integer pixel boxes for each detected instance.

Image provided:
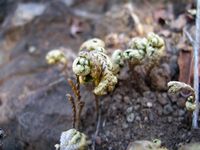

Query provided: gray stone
[157,93,168,106]
[126,113,135,123]
[3,3,46,28]
[163,104,173,115]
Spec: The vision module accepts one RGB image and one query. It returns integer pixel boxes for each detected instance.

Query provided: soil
[0,0,200,150]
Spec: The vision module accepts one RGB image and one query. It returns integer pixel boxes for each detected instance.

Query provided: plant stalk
[192,0,200,128]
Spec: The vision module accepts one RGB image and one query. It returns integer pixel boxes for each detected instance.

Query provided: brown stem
[66,94,76,128]
[94,94,99,119]
[76,101,85,130]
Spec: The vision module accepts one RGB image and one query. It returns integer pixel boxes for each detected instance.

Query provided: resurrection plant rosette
[167,81,196,111]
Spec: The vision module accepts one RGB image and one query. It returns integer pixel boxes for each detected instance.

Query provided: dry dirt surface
[0,0,200,150]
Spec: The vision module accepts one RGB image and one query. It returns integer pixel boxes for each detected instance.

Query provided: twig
[94,95,99,119]
[183,26,194,46]
[76,101,85,130]
[68,77,84,129]
[92,107,101,150]
[66,94,76,128]
[192,0,200,128]
[68,79,81,102]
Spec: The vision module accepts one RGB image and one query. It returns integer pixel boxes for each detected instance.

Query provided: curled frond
[167,81,196,111]
[147,32,165,49]
[79,38,105,52]
[94,71,118,95]
[123,49,145,65]
[58,129,88,150]
[128,37,148,50]
[167,81,194,94]
[73,45,118,95]
[72,57,91,76]
[111,49,124,74]
[46,49,67,65]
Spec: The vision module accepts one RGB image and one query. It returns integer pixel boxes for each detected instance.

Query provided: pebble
[163,104,173,115]
[126,107,133,113]
[135,116,141,122]
[126,113,135,123]
[122,122,128,129]
[158,93,169,106]
[147,102,153,108]
[167,116,173,123]
[168,94,178,103]
[178,110,185,117]
[176,97,186,108]
[114,94,122,101]
[157,105,163,116]
[144,116,148,122]
[134,104,140,111]
[124,96,131,104]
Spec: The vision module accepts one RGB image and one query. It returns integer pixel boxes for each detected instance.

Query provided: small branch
[66,94,76,129]
[183,26,194,46]
[77,101,85,130]
[68,77,84,129]
[92,107,101,150]
[192,0,200,128]
[94,95,99,119]
[68,78,81,103]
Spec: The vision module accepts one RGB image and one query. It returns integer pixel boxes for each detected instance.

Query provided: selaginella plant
[46,50,89,150]
[126,139,168,150]
[46,49,67,66]
[123,32,165,72]
[46,33,165,150]
[167,81,196,111]
[72,38,118,96]
[55,128,89,150]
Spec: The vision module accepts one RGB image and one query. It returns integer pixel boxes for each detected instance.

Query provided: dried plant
[67,78,85,129]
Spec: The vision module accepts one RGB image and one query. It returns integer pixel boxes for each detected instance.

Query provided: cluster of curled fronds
[46,33,165,150]
[72,32,165,96]
[124,32,165,70]
[167,81,196,111]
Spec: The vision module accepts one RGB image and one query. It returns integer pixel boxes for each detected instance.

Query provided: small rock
[124,96,130,103]
[148,112,154,121]
[157,105,163,116]
[167,116,173,123]
[114,94,122,101]
[126,113,135,123]
[178,110,185,117]
[169,94,178,103]
[178,117,184,122]
[135,116,141,122]
[122,122,129,129]
[126,107,133,113]
[3,3,46,28]
[163,104,173,115]
[134,105,140,111]
[177,97,186,108]
[144,116,148,122]
[157,93,169,106]
[147,102,153,108]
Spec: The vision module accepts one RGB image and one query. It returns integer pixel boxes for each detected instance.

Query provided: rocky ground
[0,0,200,150]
